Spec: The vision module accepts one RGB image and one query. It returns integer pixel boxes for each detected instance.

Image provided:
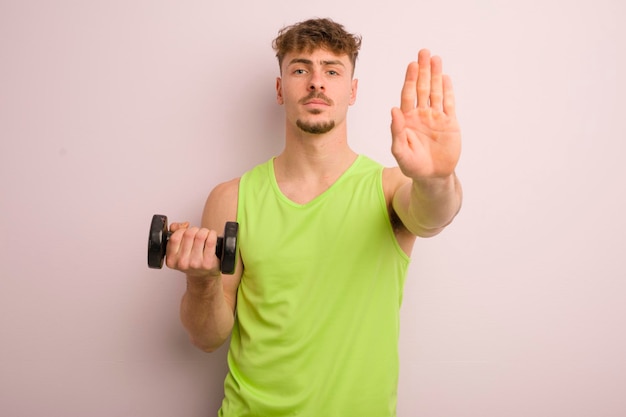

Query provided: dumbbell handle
[160,230,227,260]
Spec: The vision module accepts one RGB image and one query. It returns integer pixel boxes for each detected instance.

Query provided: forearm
[393,173,462,237]
[180,275,234,352]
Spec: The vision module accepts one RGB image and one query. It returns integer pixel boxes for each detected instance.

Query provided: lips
[307,99,329,105]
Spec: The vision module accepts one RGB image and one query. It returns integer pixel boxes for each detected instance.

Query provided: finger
[201,230,218,270]
[442,74,456,117]
[176,226,202,268]
[430,55,444,111]
[400,62,418,113]
[416,49,431,109]
[165,227,187,268]
[189,228,211,269]
[169,221,190,232]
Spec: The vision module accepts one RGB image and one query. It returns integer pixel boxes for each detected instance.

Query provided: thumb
[390,107,405,139]
[169,221,190,232]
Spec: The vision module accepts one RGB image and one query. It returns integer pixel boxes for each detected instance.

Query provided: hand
[165,221,222,280]
[391,49,461,180]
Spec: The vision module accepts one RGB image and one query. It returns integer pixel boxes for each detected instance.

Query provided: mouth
[306,99,329,105]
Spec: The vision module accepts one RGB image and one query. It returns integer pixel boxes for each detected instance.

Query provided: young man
[166,18,462,417]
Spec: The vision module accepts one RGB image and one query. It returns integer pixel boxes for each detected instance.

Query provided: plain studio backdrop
[1,1,624,416]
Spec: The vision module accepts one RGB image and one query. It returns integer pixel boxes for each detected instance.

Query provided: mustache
[298,92,333,105]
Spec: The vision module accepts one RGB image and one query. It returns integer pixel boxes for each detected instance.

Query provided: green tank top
[219,155,410,417]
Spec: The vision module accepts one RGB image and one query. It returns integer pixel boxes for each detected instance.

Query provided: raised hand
[391,49,461,180]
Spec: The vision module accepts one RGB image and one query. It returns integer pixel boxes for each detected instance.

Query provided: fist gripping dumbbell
[147,214,239,275]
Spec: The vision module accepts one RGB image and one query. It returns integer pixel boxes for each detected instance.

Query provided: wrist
[185,273,222,295]
[412,172,457,195]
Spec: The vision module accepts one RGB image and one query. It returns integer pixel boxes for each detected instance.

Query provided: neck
[272,125,358,205]
[276,124,357,180]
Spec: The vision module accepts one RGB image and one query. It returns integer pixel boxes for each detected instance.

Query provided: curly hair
[272,18,362,74]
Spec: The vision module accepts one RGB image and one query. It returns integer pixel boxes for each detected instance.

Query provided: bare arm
[391,171,462,237]
[388,49,463,237]
[166,178,241,352]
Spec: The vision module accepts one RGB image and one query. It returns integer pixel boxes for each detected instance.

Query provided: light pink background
[1,1,624,416]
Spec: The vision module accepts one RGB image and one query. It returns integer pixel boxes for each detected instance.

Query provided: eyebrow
[288,58,346,68]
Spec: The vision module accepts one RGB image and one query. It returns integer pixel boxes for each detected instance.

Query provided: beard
[296,117,335,135]
[296,92,335,134]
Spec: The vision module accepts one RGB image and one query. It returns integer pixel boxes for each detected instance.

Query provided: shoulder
[209,177,240,201]
[201,177,240,229]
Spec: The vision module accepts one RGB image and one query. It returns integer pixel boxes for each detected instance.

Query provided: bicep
[201,178,242,314]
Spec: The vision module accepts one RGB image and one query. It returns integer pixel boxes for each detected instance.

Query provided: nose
[308,71,324,91]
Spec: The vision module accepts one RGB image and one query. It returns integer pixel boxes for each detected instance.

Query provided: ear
[276,77,284,105]
[349,78,358,105]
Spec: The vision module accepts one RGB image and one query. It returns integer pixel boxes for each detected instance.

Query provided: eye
[294,69,307,75]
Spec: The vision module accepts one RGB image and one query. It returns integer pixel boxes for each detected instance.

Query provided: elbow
[409,207,460,238]
[413,225,445,238]
[412,196,463,238]
[189,335,226,353]
[197,344,220,354]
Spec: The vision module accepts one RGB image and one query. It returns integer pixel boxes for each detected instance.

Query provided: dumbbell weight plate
[147,214,169,269]
[219,222,239,275]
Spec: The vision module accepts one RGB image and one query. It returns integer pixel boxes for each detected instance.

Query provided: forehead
[282,48,352,69]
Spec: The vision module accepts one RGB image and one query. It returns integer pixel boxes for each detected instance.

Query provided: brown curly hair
[272,18,362,74]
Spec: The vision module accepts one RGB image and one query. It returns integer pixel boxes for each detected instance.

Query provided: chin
[296,119,336,135]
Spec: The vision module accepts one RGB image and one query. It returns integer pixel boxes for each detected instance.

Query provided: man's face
[276,48,358,135]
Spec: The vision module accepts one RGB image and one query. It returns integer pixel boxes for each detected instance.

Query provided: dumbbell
[147,214,239,274]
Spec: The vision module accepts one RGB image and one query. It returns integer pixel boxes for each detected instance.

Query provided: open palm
[391,49,461,180]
